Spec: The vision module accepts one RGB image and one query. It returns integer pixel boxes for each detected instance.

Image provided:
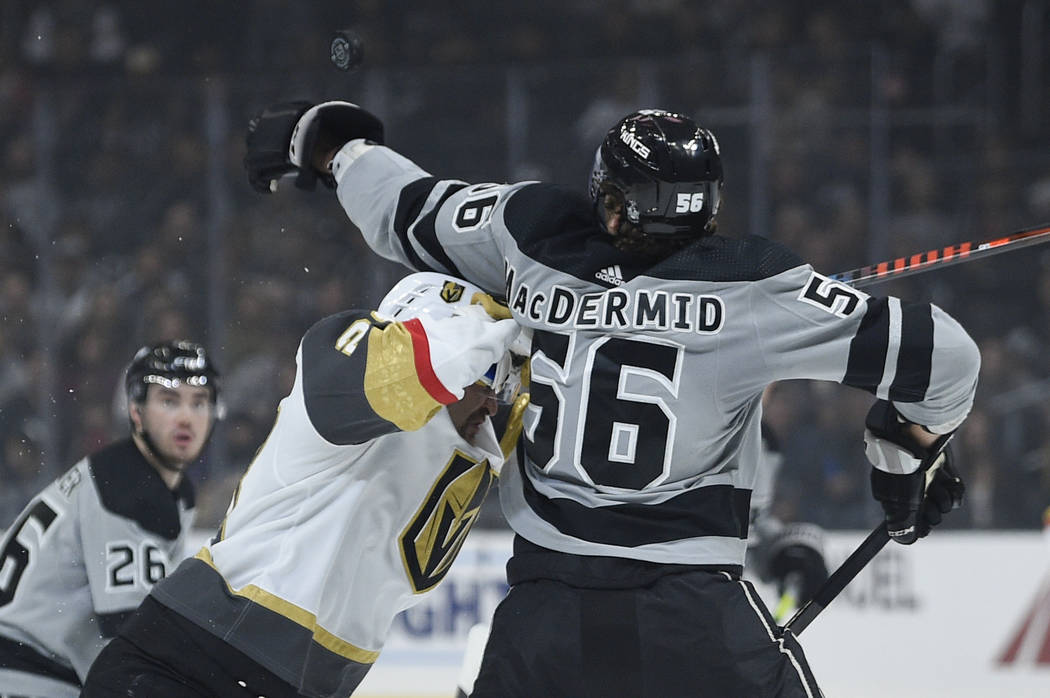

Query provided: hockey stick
[832,222,1050,289]
[782,435,953,636]
[781,524,889,636]
[781,227,1047,629]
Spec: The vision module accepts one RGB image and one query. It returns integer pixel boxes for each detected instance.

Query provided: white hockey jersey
[0,439,194,696]
[150,307,516,698]
[328,139,980,574]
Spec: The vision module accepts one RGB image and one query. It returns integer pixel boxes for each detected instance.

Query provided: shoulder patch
[56,463,83,498]
[302,309,404,444]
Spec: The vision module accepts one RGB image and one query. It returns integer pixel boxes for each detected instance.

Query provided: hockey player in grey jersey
[244,102,979,697]
[82,273,527,698]
[0,340,218,698]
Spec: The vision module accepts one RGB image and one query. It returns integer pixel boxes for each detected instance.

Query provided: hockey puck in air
[331,29,363,71]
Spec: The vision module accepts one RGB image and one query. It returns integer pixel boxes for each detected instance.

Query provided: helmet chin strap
[132,422,184,473]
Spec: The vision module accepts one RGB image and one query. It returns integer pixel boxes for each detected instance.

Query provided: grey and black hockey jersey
[0,439,194,696]
[149,306,516,698]
[330,139,980,571]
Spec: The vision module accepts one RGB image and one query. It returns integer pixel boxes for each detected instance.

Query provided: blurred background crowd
[2,0,1049,532]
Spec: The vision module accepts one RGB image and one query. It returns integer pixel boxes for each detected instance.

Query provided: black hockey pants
[471,569,822,698]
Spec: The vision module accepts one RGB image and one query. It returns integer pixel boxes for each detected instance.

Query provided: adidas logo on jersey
[595,265,625,286]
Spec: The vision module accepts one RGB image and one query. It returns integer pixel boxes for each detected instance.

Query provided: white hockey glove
[864,399,964,545]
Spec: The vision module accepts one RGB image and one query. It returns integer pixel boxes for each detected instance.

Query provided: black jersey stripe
[392,177,441,272]
[0,633,80,687]
[502,183,804,284]
[150,558,375,695]
[889,301,934,402]
[505,534,743,586]
[300,311,398,445]
[843,297,890,394]
[409,182,467,277]
[89,439,192,540]
[520,465,751,546]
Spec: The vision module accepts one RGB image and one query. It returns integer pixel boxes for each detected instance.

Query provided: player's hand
[244,101,314,193]
[918,456,965,530]
[767,523,829,606]
[287,101,384,191]
[864,399,962,544]
[244,100,384,193]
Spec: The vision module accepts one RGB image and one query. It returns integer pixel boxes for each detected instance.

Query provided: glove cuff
[288,101,385,191]
[864,428,923,475]
[864,399,945,474]
[767,523,826,560]
[870,466,924,510]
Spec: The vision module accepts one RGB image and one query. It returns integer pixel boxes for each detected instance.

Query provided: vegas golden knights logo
[400,451,494,593]
[440,281,465,304]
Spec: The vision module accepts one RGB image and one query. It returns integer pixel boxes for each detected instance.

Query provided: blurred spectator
[0,424,48,523]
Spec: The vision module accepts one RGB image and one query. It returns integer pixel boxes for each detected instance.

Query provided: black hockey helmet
[125,340,220,405]
[589,109,723,238]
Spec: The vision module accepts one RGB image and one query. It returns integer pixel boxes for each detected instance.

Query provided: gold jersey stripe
[470,291,512,319]
[194,548,381,664]
[363,321,444,432]
[499,392,531,461]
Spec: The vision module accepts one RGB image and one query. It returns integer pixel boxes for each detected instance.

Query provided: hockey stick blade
[832,222,1050,289]
[783,436,954,636]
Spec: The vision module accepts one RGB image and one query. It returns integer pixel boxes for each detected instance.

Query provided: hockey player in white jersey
[0,340,218,698]
[243,102,979,697]
[82,272,525,698]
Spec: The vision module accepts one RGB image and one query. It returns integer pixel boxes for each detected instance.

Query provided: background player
[747,416,830,620]
[243,102,977,696]
[0,340,218,698]
[83,272,526,698]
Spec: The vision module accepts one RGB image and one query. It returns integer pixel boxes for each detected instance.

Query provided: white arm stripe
[875,297,902,400]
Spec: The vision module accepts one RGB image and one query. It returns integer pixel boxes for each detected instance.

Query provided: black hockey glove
[767,523,829,605]
[244,100,385,193]
[864,399,964,545]
[244,100,313,193]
